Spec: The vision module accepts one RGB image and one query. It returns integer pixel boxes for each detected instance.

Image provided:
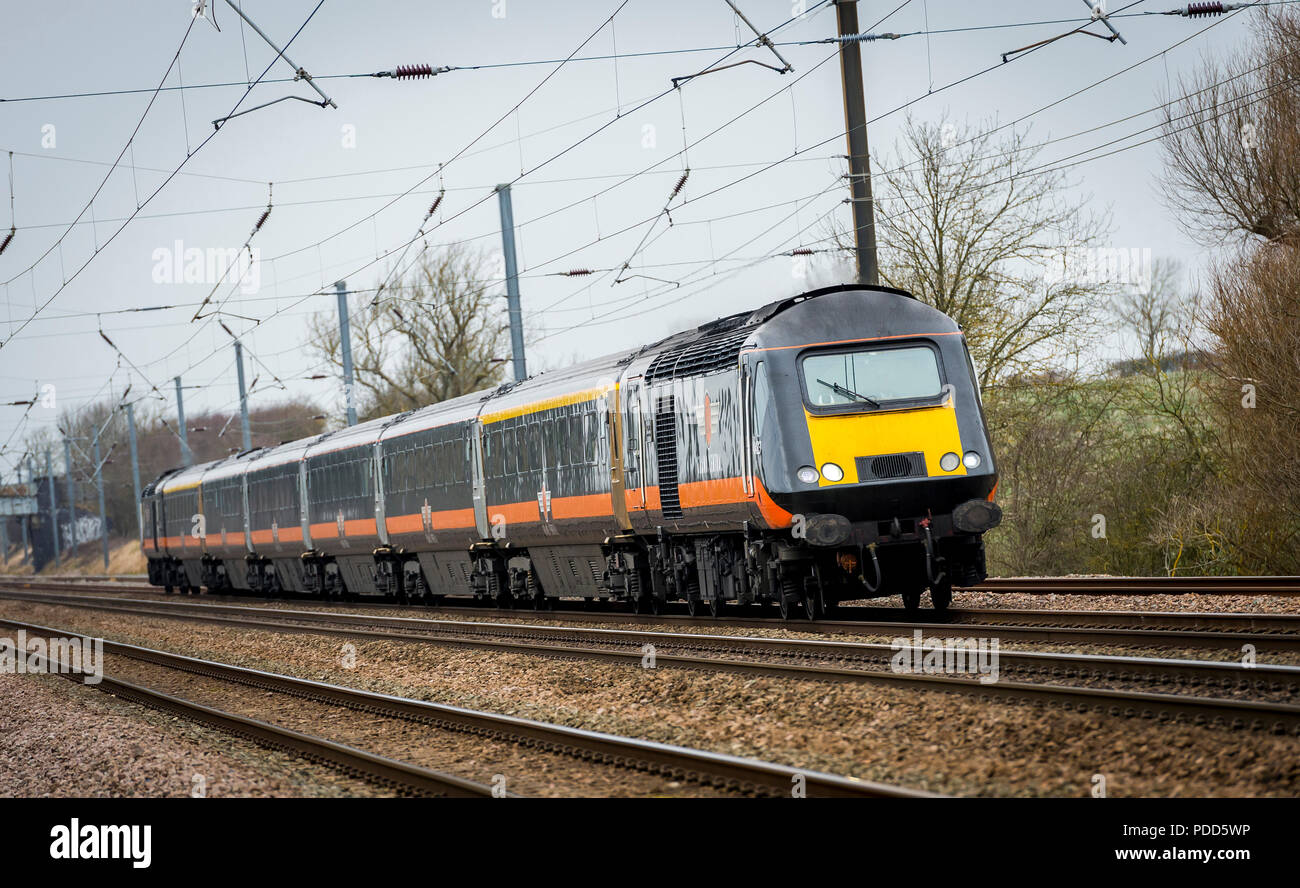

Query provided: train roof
[143,284,932,476]
[199,447,267,484]
[477,351,629,422]
[302,411,397,460]
[378,386,491,441]
[747,284,958,352]
[157,460,214,494]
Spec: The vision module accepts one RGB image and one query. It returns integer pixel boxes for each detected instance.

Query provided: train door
[470,422,490,539]
[240,475,253,554]
[372,440,389,546]
[298,460,312,549]
[622,378,652,530]
[741,359,766,498]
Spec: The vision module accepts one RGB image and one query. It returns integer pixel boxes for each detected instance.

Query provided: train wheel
[531,593,549,611]
[930,580,953,611]
[902,589,922,611]
[708,597,725,618]
[802,589,824,620]
[803,570,826,620]
[647,595,664,616]
[685,596,700,617]
[775,564,800,620]
[164,585,174,595]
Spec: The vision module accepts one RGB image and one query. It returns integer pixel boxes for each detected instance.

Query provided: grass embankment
[0,537,146,577]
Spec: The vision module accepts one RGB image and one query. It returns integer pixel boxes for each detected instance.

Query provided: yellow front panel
[804,402,965,485]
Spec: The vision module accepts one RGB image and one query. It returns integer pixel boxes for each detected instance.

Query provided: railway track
[971,576,1300,595]
[7,578,1300,640]
[3,587,1299,734]
[13,638,495,798]
[1,615,917,798]
[4,584,1298,654]
[32,573,1300,595]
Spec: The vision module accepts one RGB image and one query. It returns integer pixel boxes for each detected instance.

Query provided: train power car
[142,284,1001,616]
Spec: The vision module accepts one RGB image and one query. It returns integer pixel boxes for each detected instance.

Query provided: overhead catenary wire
[0,0,329,352]
[190,182,275,322]
[0,152,14,256]
[369,0,642,302]
[7,0,1300,104]
[526,0,1276,340]
[0,14,203,288]
[10,0,1284,447]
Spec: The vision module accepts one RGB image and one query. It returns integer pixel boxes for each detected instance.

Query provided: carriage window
[801,345,942,408]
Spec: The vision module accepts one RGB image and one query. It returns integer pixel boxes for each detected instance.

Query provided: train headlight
[940,452,960,472]
[962,451,982,469]
[820,462,844,482]
[796,466,820,484]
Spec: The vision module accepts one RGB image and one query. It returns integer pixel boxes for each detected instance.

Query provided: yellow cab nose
[803,396,965,485]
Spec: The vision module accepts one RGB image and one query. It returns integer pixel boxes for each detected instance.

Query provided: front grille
[855,451,926,481]
[644,329,751,382]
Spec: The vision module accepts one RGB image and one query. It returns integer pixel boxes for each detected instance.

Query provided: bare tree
[852,114,1112,389]
[1111,258,1187,362]
[27,396,322,545]
[1159,10,1300,245]
[308,245,509,420]
[1153,9,1300,573]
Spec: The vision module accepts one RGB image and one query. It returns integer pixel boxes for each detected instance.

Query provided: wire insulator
[427,189,445,218]
[0,227,13,257]
[669,169,690,201]
[789,248,814,256]
[560,268,594,276]
[252,182,273,232]
[1185,2,1226,15]
[394,64,434,79]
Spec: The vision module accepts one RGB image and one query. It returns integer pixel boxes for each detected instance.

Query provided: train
[141,283,1001,617]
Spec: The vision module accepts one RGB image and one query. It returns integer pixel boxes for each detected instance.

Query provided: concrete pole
[19,460,29,565]
[175,375,193,466]
[834,0,880,286]
[64,437,75,554]
[126,402,142,541]
[234,340,252,450]
[494,184,528,382]
[335,281,357,427]
[93,429,109,570]
[46,447,59,567]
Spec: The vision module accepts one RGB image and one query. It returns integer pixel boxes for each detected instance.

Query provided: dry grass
[0,537,146,578]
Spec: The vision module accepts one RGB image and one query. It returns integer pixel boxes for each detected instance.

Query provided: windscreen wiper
[816,378,880,408]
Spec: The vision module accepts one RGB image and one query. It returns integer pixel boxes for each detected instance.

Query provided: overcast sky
[0,0,1271,476]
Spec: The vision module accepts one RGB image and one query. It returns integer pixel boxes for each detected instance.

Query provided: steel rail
[32,574,1300,594]
[9,578,1300,635]
[5,586,1297,655]
[2,592,1298,734]
[970,576,1300,595]
[0,616,920,798]
[12,645,495,797]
